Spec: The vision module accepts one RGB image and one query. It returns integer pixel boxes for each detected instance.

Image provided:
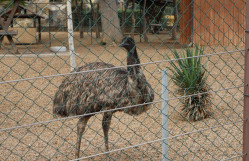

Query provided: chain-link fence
[0,0,246,160]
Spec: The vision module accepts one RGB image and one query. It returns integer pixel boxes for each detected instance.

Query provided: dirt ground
[0,31,245,160]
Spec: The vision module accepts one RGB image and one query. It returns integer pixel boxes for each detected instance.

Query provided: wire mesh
[0,0,245,160]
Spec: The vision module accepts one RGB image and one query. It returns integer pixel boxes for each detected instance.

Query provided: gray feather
[53,62,154,116]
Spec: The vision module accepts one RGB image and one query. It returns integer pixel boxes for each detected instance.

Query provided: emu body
[53,37,154,158]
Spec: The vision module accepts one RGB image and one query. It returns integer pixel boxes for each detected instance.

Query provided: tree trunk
[131,0,135,39]
[80,0,84,38]
[122,1,129,33]
[99,0,123,43]
[142,0,148,42]
[171,0,178,40]
[90,0,99,38]
[96,4,100,38]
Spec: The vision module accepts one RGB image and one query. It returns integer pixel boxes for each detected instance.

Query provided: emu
[53,37,154,158]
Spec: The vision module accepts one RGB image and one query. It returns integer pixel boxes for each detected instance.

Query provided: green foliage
[118,9,143,27]
[168,46,207,95]
[168,46,211,121]
[72,6,175,30]
[100,41,106,46]
[0,0,25,8]
[72,9,143,30]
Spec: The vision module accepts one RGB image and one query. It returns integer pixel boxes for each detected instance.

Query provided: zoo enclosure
[0,0,247,160]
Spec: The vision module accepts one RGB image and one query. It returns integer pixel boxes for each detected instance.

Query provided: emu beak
[119,42,128,47]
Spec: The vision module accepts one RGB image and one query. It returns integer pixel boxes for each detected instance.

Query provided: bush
[168,46,211,121]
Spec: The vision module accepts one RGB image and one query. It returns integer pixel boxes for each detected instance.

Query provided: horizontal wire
[0,85,244,132]
[0,49,244,85]
[165,84,244,101]
[71,119,244,160]
[0,65,216,91]
[221,154,245,161]
[35,84,244,111]
[0,101,160,132]
[0,53,79,58]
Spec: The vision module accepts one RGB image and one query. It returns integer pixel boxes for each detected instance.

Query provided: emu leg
[75,116,91,159]
[102,112,113,152]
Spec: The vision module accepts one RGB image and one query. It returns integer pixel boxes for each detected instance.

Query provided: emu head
[119,37,136,52]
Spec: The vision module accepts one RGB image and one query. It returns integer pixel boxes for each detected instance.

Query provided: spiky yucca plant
[168,46,211,121]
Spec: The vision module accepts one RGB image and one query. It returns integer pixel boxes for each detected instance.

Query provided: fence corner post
[243,1,249,160]
[162,69,169,161]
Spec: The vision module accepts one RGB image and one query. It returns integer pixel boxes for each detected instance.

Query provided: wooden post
[96,4,100,38]
[38,17,41,42]
[243,1,249,160]
[6,35,19,54]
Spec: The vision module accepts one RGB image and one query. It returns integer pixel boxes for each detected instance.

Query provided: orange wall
[180,0,246,46]
[179,0,193,45]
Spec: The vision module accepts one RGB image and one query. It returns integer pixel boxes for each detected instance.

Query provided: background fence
[0,0,246,160]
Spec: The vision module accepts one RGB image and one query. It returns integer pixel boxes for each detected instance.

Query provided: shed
[179,0,245,46]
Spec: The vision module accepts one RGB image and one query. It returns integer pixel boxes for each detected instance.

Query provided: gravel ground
[0,32,245,160]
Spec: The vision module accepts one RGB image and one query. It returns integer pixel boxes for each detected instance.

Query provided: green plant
[0,0,26,7]
[168,46,211,121]
[100,41,106,46]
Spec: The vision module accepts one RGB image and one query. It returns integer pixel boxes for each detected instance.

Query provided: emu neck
[127,47,141,75]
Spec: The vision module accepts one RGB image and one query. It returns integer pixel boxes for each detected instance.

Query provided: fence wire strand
[72,119,244,161]
[0,49,244,85]
[0,0,246,160]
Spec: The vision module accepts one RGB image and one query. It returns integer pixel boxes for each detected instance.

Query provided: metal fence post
[243,0,249,160]
[162,69,169,161]
[67,0,76,71]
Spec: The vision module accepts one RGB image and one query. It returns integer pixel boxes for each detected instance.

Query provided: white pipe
[66,0,76,71]
[161,69,169,161]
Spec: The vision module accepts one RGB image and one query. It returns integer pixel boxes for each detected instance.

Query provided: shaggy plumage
[53,37,154,158]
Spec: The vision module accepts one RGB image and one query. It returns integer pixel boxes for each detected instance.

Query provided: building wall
[179,0,193,45]
[180,0,246,46]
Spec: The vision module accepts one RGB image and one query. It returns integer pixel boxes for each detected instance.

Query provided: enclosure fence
[0,0,247,160]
